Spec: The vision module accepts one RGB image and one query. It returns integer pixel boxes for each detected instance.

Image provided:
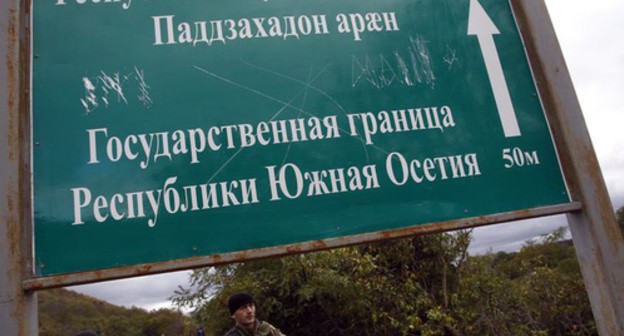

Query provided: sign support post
[512,0,624,334]
[0,0,37,335]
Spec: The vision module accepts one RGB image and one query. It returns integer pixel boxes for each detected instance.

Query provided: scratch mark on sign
[282,66,314,166]
[80,77,99,113]
[79,68,152,114]
[239,59,372,163]
[194,64,327,183]
[352,35,436,89]
[99,71,128,105]
[135,67,153,108]
[443,45,460,71]
[394,51,413,86]
[411,35,436,87]
[194,64,390,182]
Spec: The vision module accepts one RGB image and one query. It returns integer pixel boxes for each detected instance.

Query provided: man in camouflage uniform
[224,292,286,336]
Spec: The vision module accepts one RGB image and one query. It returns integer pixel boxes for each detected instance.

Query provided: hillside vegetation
[39,288,193,336]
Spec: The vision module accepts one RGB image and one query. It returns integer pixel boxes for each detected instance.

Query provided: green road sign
[32,0,570,276]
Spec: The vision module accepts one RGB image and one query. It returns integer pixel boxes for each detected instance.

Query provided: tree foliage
[174,228,597,336]
[456,228,595,335]
[39,288,193,336]
[174,231,472,336]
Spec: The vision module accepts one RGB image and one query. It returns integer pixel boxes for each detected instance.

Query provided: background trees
[173,231,471,336]
[456,228,594,335]
[173,228,597,335]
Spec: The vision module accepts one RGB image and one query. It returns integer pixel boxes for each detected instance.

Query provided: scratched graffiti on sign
[80,67,152,114]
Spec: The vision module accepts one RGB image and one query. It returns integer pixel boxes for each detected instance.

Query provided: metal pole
[0,0,37,335]
[512,0,624,334]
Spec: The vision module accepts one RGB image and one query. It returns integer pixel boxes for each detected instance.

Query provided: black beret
[228,292,255,315]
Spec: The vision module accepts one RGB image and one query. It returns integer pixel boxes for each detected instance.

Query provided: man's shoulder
[257,321,285,336]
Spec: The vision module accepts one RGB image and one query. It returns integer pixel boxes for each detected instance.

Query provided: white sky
[70,0,624,311]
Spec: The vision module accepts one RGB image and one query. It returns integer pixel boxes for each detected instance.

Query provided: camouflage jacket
[224,320,285,336]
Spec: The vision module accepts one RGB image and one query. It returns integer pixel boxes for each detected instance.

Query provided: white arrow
[468,0,521,137]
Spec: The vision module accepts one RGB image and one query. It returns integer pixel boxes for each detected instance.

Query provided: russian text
[153,14,330,46]
[71,176,259,227]
[86,115,340,168]
[347,106,456,145]
[385,152,482,186]
[266,163,380,201]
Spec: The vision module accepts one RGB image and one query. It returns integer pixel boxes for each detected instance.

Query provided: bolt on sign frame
[2,0,623,335]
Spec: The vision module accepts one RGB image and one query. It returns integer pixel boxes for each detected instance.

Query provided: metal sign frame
[2,0,623,335]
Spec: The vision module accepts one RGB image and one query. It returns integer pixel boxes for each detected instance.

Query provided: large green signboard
[32,0,570,276]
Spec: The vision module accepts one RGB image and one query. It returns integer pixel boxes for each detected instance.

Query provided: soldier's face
[232,303,256,326]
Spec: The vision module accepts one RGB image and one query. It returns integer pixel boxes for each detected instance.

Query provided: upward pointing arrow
[468,0,521,137]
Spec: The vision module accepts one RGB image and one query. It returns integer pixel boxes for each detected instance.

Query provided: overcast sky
[70,0,624,312]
